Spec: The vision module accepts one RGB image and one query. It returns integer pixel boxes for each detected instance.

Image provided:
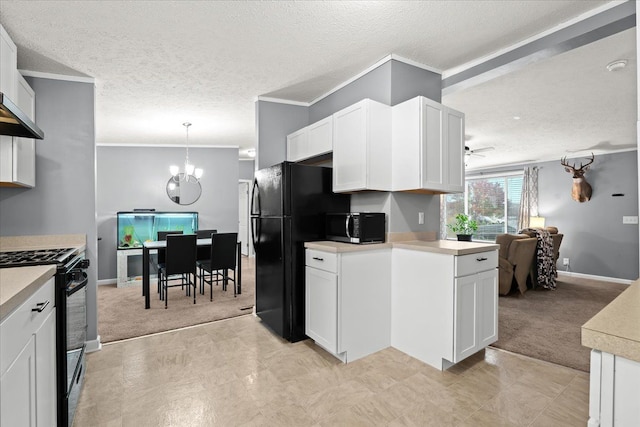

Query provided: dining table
[142,237,242,309]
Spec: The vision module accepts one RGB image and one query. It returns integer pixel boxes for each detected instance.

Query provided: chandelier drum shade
[170,122,203,182]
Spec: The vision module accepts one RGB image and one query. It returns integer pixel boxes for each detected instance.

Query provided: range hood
[0,91,44,139]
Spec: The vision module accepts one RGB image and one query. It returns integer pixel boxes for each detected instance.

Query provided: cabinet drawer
[0,277,55,375]
[306,249,337,273]
[455,250,498,277]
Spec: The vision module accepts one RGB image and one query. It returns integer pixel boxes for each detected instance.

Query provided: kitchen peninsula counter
[305,239,498,255]
[0,234,86,253]
[582,279,640,363]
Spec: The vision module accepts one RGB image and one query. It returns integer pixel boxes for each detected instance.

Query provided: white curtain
[518,167,539,231]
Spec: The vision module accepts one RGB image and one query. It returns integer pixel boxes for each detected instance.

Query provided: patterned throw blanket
[530,229,557,290]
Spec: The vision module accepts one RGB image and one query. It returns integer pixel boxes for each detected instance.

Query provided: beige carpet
[492,274,628,372]
[98,256,255,343]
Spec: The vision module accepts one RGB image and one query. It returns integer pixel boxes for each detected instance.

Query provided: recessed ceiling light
[606,59,628,72]
[513,116,521,120]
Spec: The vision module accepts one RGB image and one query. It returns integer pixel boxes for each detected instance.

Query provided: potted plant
[447,213,478,241]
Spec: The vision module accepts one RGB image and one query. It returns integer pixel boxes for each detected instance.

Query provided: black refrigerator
[251,162,350,342]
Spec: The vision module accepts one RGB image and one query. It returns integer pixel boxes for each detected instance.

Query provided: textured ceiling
[0,0,629,166]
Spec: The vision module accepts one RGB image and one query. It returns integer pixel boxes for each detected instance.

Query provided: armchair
[496,234,538,295]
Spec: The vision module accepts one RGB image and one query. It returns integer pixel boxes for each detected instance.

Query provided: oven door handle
[67,272,88,296]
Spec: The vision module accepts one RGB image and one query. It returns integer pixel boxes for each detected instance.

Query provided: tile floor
[74,315,589,426]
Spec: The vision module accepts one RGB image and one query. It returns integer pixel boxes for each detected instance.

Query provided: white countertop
[582,279,640,363]
[0,265,56,321]
[305,239,499,255]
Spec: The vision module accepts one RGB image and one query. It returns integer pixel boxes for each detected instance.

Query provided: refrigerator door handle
[250,178,260,216]
[251,217,260,251]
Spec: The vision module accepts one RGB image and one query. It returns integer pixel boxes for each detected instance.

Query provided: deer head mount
[560,153,594,203]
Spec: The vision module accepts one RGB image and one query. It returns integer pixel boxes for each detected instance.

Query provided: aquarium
[116,211,198,249]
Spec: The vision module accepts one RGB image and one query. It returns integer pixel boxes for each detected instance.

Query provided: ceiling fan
[465,146,495,158]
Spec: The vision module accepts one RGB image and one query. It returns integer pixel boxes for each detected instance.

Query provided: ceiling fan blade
[471,153,486,158]
[471,146,495,154]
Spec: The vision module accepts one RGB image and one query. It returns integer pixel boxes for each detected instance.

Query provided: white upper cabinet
[392,96,465,193]
[286,116,333,162]
[0,25,37,188]
[0,24,18,100]
[0,74,36,187]
[332,99,391,192]
[286,127,308,162]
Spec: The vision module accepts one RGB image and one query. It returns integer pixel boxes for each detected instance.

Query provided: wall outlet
[562,258,570,266]
[623,216,639,224]
[418,212,424,225]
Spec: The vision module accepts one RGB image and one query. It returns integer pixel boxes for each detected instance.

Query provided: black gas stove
[0,245,88,426]
[0,247,77,268]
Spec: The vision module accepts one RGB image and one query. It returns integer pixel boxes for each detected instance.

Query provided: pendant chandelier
[170,122,203,182]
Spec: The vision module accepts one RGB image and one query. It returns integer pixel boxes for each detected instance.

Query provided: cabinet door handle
[31,300,50,313]
[476,257,488,262]
[312,257,324,261]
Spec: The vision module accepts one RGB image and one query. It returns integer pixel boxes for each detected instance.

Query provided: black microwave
[325,213,386,244]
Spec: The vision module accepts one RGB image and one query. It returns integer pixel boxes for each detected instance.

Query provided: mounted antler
[560,153,594,202]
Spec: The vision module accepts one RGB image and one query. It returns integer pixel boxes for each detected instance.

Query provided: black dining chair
[156,230,184,294]
[196,229,217,261]
[196,229,217,239]
[158,234,198,308]
[197,233,238,301]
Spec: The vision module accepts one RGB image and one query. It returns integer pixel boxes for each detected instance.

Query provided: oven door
[66,270,87,392]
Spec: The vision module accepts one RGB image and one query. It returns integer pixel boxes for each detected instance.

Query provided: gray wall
[0,77,99,341]
[390,60,442,105]
[255,101,307,170]
[96,146,239,281]
[471,151,639,280]
[309,61,392,123]
[239,159,255,180]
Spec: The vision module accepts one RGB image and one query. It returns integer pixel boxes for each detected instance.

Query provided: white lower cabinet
[391,248,498,370]
[588,350,640,427]
[0,277,57,426]
[305,248,391,363]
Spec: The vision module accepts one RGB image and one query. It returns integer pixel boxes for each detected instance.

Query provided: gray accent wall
[96,146,238,281]
[255,101,307,170]
[0,77,99,341]
[239,159,255,180]
[470,151,639,280]
[390,60,442,105]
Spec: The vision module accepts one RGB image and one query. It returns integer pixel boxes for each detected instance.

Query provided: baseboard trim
[557,271,633,285]
[98,279,117,286]
[86,336,102,353]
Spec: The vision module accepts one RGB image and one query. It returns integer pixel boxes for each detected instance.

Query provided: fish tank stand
[116,211,198,288]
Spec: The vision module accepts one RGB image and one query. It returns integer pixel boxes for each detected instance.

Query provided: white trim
[96,143,239,149]
[557,270,633,285]
[239,158,255,162]
[19,69,95,84]
[255,96,310,106]
[85,336,102,353]
[466,148,637,173]
[442,1,628,78]
[97,278,116,286]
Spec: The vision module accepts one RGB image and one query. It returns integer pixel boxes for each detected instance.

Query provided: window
[444,172,523,242]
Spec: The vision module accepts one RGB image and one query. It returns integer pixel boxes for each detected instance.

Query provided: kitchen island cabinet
[392,96,464,193]
[1,273,57,426]
[305,246,392,363]
[582,279,640,427]
[391,243,498,370]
